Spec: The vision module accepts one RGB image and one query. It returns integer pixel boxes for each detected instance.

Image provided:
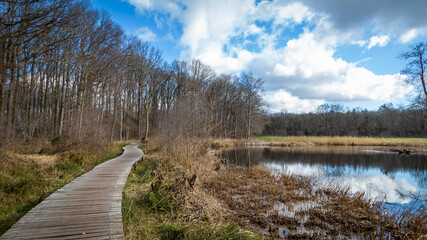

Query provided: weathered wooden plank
[1,143,143,240]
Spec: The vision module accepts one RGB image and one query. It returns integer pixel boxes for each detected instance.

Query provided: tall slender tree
[399,42,427,108]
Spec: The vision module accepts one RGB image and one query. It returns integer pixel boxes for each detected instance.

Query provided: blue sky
[91,0,427,113]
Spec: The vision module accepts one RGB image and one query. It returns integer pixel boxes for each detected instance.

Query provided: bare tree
[240,71,264,139]
[264,104,427,138]
[0,0,268,145]
[399,42,427,108]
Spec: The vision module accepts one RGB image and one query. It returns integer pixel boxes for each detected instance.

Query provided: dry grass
[0,140,127,235]
[157,135,211,174]
[122,148,261,240]
[256,136,427,148]
[127,137,427,239]
[211,138,269,149]
[204,166,427,239]
[8,153,58,170]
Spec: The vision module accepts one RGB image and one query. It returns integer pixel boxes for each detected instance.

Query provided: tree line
[264,103,427,137]
[2,0,425,145]
[0,0,265,146]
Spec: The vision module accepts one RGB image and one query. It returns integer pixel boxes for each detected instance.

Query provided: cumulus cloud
[264,90,324,113]
[261,32,409,102]
[126,0,419,112]
[136,27,157,42]
[367,35,390,49]
[256,1,313,26]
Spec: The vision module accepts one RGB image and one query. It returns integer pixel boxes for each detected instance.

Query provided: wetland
[222,146,427,207]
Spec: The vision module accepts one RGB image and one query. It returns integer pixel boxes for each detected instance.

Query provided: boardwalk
[1,144,143,240]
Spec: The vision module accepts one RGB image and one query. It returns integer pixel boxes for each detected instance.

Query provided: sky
[91,0,427,113]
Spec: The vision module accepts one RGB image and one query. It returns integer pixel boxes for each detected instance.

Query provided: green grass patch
[0,141,127,235]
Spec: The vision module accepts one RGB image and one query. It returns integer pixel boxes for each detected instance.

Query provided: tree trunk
[78,90,85,138]
[419,55,427,101]
[28,61,35,138]
[6,51,15,139]
[246,100,251,139]
[120,97,123,141]
[144,99,151,140]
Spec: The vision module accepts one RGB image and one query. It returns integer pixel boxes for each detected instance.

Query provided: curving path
[1,143,143,240]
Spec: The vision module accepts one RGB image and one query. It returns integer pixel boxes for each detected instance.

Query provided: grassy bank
[257,136,427,147]
[127,138,426,239]
[0,140,127,235]
[122,146,260,239]
[212,136,427,148]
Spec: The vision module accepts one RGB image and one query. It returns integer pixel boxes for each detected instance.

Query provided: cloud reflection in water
[262,162,420,204]
[222,146,427,205]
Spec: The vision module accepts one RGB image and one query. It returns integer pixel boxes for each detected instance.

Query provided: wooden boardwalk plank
[1,143,143,240]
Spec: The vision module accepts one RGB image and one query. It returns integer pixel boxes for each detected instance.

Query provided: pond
[221,146,427,208]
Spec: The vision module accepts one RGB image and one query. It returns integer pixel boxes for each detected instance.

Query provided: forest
[0,0,265,146]
[264,103,427,137]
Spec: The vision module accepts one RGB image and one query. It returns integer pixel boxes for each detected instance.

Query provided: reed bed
[204,166,427,239]
[122,149,261,239]
[124,138,426,239]
[257,136,427,148]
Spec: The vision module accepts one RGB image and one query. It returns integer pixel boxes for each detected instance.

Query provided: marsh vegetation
[121,145,262,240]
[121,139,426,239]
[256,136,427,147]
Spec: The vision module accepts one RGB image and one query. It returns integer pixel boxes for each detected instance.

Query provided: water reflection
[222,146,427,205]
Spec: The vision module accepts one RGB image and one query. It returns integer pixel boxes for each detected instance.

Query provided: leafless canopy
[0,0,266,146]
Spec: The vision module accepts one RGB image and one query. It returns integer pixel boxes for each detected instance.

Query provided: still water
[222,146,427,206]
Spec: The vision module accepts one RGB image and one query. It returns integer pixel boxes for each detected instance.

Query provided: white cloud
[367,35,390,49]
[351,40,366,47]
[399,29,419,43]
[264,89,324,113]
[179,0,255,58]
[261,32,409,105]
[273,63,295,76]
[256,2,313,26]
[246,24,263,36]
[126,0,417,112]
[276,2,312,24]
[195,43,256,73]
[136,27,157,42]
[126,0,183,17]
[127,0,151,9]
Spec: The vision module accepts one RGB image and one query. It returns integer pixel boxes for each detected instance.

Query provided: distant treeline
[264,104,427,137]
[0,0,265,145]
